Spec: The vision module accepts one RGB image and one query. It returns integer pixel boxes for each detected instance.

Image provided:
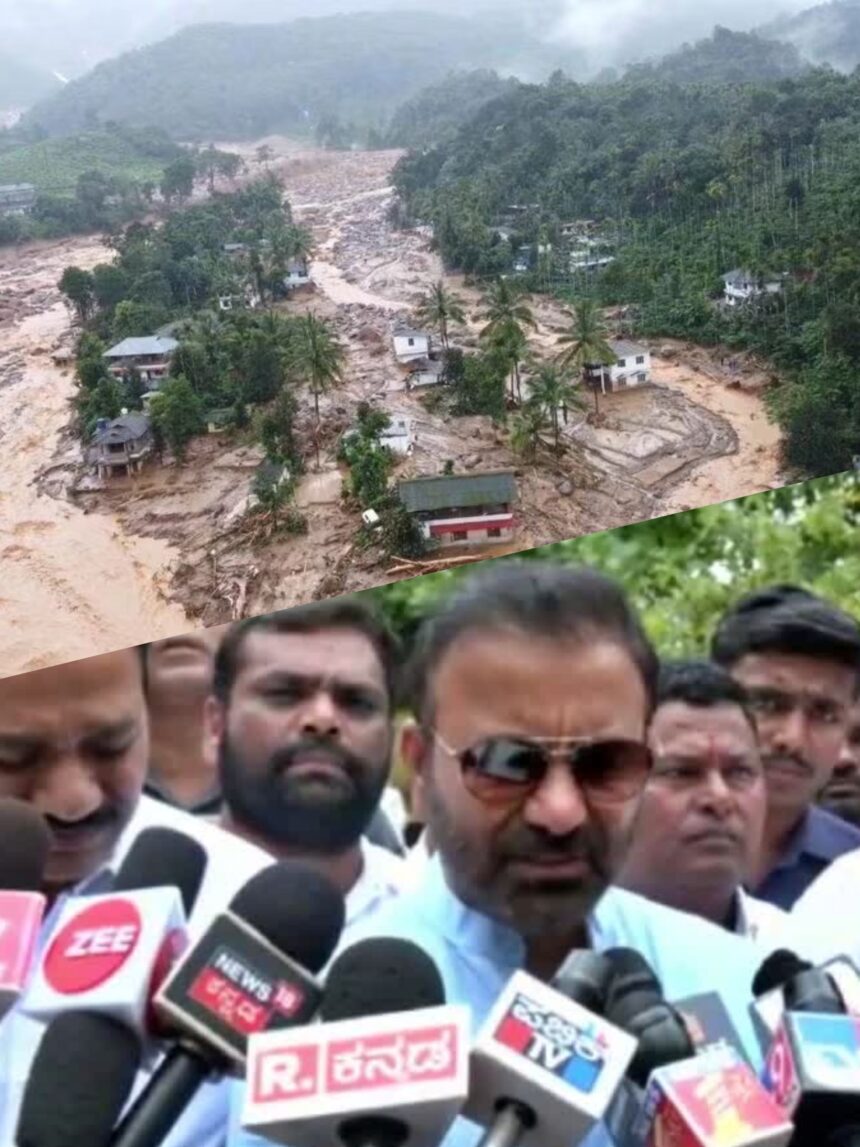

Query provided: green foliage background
[364,473,860,659]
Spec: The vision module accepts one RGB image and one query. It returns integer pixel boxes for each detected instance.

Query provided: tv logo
[43,899,142,994]
[494,991,608,1093]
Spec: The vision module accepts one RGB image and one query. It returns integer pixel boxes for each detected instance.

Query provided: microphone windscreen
[553,950,615,1013]
[229,860,346,974]
[320,937,445,1022]
[17,1011,142,1147]
[0,798,51,891]
[602,947,665,1023]
[752,949,812,997]
[113,826,208,915]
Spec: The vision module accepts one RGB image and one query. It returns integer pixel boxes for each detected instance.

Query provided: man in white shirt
[209,598,409,1147]
[618,659,788,946]
[0,646,274,1147]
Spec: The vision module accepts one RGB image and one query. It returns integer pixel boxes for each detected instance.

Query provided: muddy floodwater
[0,140,785,676]
[0,238,188,677]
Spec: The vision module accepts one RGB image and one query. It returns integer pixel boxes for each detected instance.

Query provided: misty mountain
[18,12,579,141]
[0,51,62,108]
[626,25,809,85]
[0,0,566,81]
[762,0,860,71]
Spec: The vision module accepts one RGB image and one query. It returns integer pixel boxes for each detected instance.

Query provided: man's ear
[400,718,431,818]
[202,694,225,769]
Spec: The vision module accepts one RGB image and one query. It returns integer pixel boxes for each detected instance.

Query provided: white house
[722,269,783,308]
[380,416,415,457]
[397,471,518,549]
[408,358,445,389]
[393,326,431,364]
[285,259,311,289]
[585,340,652,394]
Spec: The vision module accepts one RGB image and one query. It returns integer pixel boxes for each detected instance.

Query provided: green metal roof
[398,471,517,514]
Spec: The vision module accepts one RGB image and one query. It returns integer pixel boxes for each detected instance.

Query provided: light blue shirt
[338,856,768,1147]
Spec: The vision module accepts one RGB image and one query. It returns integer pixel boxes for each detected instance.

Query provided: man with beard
[214,599,407,1147]
[712,585,860,909]
[212,596,406,911]
[818,700,860,828]
[617,660,787,944]
[345,562,766,1147]
[0,646,274,1147]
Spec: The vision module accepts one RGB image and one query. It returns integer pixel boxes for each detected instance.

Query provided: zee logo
[494,992,608,1094]
[43,899,142,994]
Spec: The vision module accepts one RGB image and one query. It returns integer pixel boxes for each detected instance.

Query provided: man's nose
[300,689,341,737]
[523,761,589,837]
[770,705,809,755]
[33,755,103,823]
[696,769,734,813]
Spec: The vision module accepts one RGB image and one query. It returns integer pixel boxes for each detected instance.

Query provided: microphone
[462,961,638,1147]
[751,948,848,1055]
[756,953,860,1147]
[0,799,51,1020]
[16,1010,142,1147]
[243,937,471,1147]
[602,949,792,1147]
[21,827,207,1047]
[109,861,345,1147]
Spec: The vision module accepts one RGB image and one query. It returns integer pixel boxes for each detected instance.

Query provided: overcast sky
[2,0,820,77]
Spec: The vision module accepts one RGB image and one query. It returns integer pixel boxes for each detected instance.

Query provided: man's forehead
[732,651,856,697]
[240,626,386,685]
[0,652,144,734]
[650,701,756,751]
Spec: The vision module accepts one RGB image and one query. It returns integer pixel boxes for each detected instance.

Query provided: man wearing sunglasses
[617,660,788,944]
[347,561,767,1147]
[712,585,860,910]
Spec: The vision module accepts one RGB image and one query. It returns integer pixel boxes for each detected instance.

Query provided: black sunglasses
[434,732,653,807]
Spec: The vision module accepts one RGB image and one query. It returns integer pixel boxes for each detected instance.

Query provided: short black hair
[711,584,860,679]
[213,597,400,704]
[405,560,659,723]
[657,659,754,720]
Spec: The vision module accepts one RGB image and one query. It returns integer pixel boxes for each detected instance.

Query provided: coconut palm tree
[527,363,584,453]
[510,404,549,462]
[480,278,537,402]
[288,313,345,469]
[555,298,616,415]
[415,280,466,352]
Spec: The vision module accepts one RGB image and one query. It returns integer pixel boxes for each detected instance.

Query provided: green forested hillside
[626,26,809,85]
[393,63,860,477]
[19,12,569,142]
[384,70,522,148]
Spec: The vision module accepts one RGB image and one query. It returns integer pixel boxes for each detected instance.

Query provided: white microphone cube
[243,1004,471,1147]
[464,969,638,1147]
[21,886,187,1038]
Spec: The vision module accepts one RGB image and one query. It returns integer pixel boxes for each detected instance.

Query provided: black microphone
[109,860,345,1147]
[602,948,694,1084]
[112,827,208,916]
[16,1011,142,1147]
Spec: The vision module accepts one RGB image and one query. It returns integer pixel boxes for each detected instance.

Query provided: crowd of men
[2,560,860,1147]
